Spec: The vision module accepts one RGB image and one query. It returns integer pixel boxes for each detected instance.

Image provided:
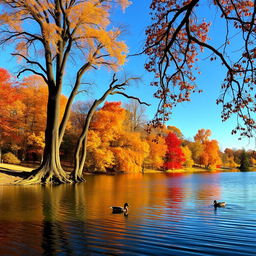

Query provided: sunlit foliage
[0,68,19,137]
[2,152,21,164]
[86,102,149,173]
[145,134,167,170]
[193,129,222,169]
[0,0,131,183]
[222,148,237,168]
[181,146,194,168]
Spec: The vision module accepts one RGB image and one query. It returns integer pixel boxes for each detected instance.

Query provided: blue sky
[0,0,255,151]
[110,1,255,151]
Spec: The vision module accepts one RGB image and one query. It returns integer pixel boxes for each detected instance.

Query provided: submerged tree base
[70,173,86,183]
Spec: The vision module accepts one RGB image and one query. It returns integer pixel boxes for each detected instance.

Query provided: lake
[0,171,256,255]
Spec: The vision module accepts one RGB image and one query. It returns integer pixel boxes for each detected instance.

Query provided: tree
[202,140,222,169]
[0,0,131,184]
[167,126,183,139]
[187,140,204,165]
[188,129,222,169]
[17,76,48,161]
[72,76,149,180]
[145,134,167,170]
[145,0,256,137]
[164,132,185,170]
[233,149,244,165]
[248,150,256,166]
[111,131,149,173]
[182,146,194,168]
[0,68,20,162]
[194,129,211,144]
[250,156,256,167]
[16,75,68,162]
[76,101,127,174]
[84,101,149,174]
[70,101,94,132]
[222,148,237,168]
[193,129,221,169]
[239,150,250,171]
[125,99,147,131]
[27,132,45,162]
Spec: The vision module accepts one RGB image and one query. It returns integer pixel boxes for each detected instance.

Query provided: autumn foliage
[145,134,167,170]
[1,68,255,173]
[0,0,132,183]
[164,132,185,170]
[86,102,149,173]
[0,69,68,162]
[0,68,19,137]
[188,129,222,169]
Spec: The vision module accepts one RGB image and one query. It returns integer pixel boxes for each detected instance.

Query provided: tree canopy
[145,0,256,137]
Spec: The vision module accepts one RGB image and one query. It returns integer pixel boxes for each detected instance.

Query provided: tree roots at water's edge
[16,164,85,185]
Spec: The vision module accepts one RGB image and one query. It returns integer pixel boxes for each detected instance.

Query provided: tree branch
[110,91,150,106]
[16,68,48,84]
[11,53,47,74]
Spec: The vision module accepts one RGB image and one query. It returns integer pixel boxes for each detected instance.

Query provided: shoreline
[0,163,254,185]
[0,163,33,185]
[142,167,240,174]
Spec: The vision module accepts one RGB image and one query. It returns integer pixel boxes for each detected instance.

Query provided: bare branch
[17,68,48,84]
[11,53,47,74]
[110,91,150,106]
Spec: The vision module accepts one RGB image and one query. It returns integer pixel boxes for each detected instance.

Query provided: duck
[213,200,226,207]
[111,203,129,214]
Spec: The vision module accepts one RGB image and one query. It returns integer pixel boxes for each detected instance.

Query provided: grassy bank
[0,163,32,185]
[143,166,241,174]
[0,163,255,185]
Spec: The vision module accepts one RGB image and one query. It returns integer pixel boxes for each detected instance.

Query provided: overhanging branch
[110,91,150,106]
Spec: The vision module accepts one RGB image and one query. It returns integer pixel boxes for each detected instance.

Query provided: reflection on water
[0,172,256,255]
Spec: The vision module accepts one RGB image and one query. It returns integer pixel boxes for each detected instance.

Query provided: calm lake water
[0,171,256,255]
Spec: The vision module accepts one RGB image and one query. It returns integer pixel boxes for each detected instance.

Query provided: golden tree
[0,0,130,184]
[84,102,149,174]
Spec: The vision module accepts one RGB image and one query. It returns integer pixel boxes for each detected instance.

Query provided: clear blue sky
[0,1,255,151]
[111,1,256,151]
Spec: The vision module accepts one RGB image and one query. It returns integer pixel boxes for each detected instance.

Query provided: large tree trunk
[20,87,70,184]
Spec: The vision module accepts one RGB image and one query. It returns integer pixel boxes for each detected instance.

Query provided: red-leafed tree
[164,132,185,170]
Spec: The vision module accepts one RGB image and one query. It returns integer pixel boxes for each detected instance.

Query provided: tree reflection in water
[0,172,228,255]
[41,184,89,255]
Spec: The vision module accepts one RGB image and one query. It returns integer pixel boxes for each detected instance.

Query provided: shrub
[2,152,21,164]
[239,150,250,172]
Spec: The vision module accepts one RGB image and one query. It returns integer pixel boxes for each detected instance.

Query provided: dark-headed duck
[213,200,226,207]
[112,203,129,213]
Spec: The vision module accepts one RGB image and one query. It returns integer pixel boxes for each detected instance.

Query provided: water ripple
[1,172,256,255]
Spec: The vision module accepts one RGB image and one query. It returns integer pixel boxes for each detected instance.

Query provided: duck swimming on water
[213,200,226,207]
[111,203,129,214]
